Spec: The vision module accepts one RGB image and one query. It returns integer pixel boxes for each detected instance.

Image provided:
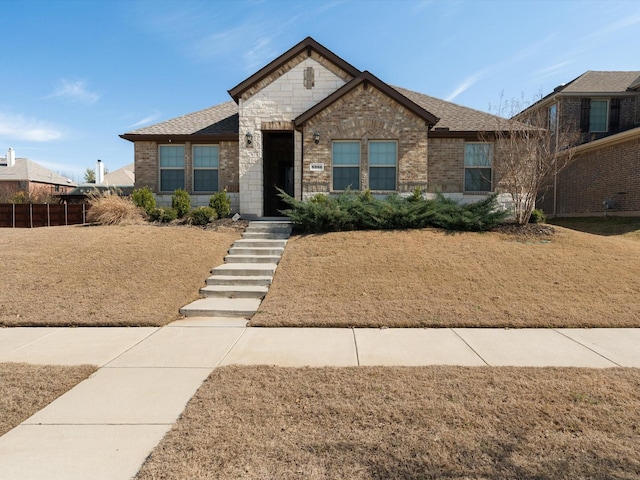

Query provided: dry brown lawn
[136,366,640,480]
[251,226,640,328]
[0,363,96,436]
[0,224,242,326]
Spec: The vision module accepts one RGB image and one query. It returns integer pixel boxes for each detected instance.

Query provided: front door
[263,131,294,217]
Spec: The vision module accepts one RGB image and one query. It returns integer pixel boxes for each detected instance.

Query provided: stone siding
[239,54,349,216]
[300,84,429,194]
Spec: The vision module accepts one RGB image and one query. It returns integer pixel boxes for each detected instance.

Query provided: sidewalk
[1,321,639,479]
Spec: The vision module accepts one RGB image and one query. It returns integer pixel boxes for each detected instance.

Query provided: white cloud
[127,111,162,129]
[47,79,100,105]
[0,112,64,142]
[446,68,491,102]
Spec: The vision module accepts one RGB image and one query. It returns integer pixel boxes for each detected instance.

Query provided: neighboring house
[103,163,135,187]
[518,71,640,216]
[120,37,527,217]
[0,148,76,200]
[55,163,135,203]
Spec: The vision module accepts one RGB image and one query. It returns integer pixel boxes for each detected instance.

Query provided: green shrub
[209,190,231,218]
[171,189,191,218]
[278,189,508,233]
[188,206,218,226]
[131,186,156,214]
[529,209,546,224]
[149,207,178,223]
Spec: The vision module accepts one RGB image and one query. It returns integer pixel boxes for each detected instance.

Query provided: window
[589,100,608,132]
[464,143,492,192]
[332,141,360,190]
[193,145,219,192]
[159,145,184,191]
[548,104,557,133]
[369,141,397,191]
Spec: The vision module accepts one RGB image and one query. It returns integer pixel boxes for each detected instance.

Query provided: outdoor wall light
[245,131,253,146]
[313,131,320,144]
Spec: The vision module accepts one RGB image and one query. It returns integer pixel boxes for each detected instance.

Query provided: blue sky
[1,0,639,181]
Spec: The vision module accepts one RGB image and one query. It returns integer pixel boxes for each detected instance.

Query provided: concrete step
[245,226,292,234]
[242,232,290,240]
[224,254,281,264]
[179,297,262,318]
[228,246,285,256]
[200,285,268,299]
[232,239,288,248]
[206,275,273,286]
[211,263,277,277]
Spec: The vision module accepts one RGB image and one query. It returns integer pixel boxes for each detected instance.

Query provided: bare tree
[481,96,580,225]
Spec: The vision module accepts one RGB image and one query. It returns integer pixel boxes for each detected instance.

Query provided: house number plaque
[309,163,325,172]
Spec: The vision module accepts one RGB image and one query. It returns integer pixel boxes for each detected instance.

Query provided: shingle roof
[124,101,238,136]
[0,158,75,186]
[394,87,529,132]
[103,163,134,186]
[558,71,640,94]
[123,87,525,139]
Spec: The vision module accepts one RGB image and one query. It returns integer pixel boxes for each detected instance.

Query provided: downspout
[553,101,560,217]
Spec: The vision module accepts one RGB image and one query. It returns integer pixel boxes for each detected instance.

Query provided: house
[55,162,135,203]
[0,148,76,201]
[518,71,640,216]
[120,37,527,218]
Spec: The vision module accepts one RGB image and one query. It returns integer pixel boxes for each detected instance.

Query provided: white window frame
[332,141,360,191]
[192,145,219,193]
[159,145,185,192]
[589,99,609,133]
[464,142,493,193]
[368,140,397,191]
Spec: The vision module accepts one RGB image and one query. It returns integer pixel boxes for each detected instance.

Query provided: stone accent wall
[239,55,349,216]
[554,133,640,215]
[133,141,158,190]
[300,84,429,194]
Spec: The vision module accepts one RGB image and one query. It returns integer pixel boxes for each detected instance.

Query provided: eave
[119,133,238,143]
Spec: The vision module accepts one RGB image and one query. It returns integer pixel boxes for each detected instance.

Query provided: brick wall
[133,141,158,190]
[300,84,429,194]
[554,132,640,215]
[427,138,465,192]
[134,139,240,197]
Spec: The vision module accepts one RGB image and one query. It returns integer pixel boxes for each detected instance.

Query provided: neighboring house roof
[0,158,75,186]
[516,70,640,119]
[103,163,134,186]
[120,101,238,141]
[557,71,640,94]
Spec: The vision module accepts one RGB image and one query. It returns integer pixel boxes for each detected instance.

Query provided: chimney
[7,147,15,167]
[96,159,104,184]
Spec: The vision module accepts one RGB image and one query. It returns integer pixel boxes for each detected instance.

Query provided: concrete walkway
[1,323,639,479]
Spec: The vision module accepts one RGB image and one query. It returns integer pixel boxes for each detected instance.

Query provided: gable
[228,37,360,103]
[294,71,439,128]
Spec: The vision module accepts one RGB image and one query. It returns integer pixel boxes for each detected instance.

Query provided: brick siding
[300,84,429,194]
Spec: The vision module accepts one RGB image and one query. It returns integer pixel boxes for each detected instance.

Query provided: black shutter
[580,98,591,132]
[609,98,621,132]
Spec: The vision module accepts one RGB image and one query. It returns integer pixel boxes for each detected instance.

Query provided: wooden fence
[0,204,90,228]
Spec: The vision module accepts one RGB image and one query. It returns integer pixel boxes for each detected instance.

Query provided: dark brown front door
[263,131,294,217]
